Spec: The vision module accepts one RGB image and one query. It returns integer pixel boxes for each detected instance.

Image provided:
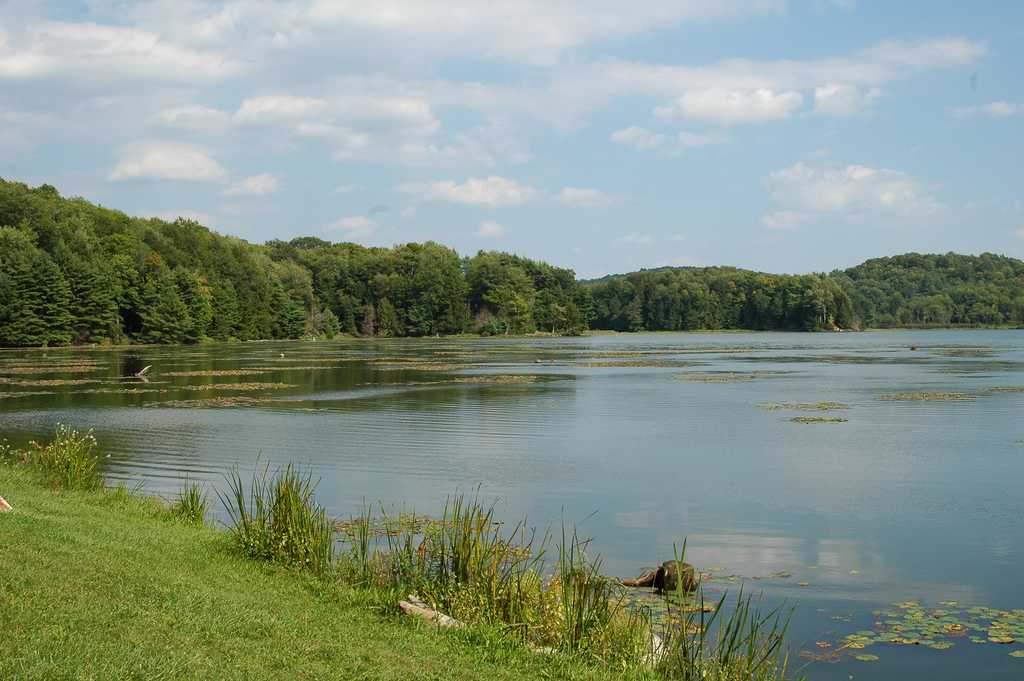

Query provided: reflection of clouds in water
[614,509,667,529]
[682,532,803,572]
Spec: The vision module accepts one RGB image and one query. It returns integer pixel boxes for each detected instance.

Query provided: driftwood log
[620,560,697,593]
[398,592,665,663]
[397,594,464,628]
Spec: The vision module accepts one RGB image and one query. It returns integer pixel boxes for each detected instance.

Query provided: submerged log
[620,560,697,593]
[0,495,12,512]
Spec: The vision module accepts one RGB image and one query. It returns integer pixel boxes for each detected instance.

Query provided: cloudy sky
[2,1,1022,277]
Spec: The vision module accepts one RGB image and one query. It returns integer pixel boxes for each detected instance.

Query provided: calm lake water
[2,330,1023,679]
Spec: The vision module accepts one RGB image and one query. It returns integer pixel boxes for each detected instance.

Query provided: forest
[1,178,1022,347]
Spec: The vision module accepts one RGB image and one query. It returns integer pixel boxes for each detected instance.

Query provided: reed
[218,463,333,574]
[657,545,794,681]
[171,481,208,524]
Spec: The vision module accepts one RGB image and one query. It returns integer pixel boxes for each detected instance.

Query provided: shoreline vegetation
[0,427,796,681]
[2,178,1024,349]
[0,324,1021,353]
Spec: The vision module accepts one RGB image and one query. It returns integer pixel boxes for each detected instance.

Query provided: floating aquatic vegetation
[250,365,348,372]
[931,348,995,358]
[79,387,162,395]
[369,362,468,371]
[671,372,790,382]
[878,391,973,401]
[0,390,56,399]
[853,654,879,662]
[178,382,297,392]
[989,387,1024,393]
[826,600,1024,659]
[160,369,271,377]
[0,364,100,375]
[580,359,696,368]
[334,511,437,538]
[448,374,554,384]
[0,378,102,387]
[582,351,682,358]
[147,396,270,409]
[789,417,847,424]
[759,402,849,411]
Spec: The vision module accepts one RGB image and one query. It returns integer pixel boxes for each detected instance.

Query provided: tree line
[0,179,589,347]
[1,179,1022,347]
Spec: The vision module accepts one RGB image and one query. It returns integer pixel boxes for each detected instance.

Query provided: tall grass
[19,425,103,490]
[171,481,208,524]
[657,546,794,681]
[218,463,333,574]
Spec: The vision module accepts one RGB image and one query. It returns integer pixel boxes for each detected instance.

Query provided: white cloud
[655,88,803,124]
[618,232,653,244]
[812,84,881,117]
[669,233,686,241]
[1014,227,1024,240]
[760,210,809,230]
[556,187,613,208]
[294,122,372,157]
[153,104,233,133]
[110,141,226,182]
[953,101,1023,118]
[223,173,280,196]
[304,1,785,65]
[399,206,417,218]
[236,96,327,123]
[334,183,364,194]
[396,176,540,207]
[611,126,726,153]
[478,220,505,238]
[611,126,667,151]
[327,215,377,238]
[0,21,239,82]
[760,161,941,228]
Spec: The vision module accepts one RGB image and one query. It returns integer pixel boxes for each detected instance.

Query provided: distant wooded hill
[1,178,1021,347]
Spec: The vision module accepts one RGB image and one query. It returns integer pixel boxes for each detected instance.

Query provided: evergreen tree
[210,281,242,340]
[139,272,191,344]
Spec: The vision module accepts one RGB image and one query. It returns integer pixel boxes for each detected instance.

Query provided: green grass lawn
[0,467,642,681]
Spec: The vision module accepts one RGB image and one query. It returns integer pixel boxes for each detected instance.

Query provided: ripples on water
[2,330,1024,680]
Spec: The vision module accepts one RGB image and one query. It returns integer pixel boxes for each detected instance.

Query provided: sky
[1,1,1022,278]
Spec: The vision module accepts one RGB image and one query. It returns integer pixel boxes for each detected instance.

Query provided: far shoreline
[1,324,1022,352]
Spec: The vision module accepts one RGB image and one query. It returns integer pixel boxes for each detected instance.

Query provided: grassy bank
[0,465,640,681]
[0,430,795,681]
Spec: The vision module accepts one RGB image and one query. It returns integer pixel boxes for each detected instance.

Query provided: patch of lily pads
[813,600,1024,664]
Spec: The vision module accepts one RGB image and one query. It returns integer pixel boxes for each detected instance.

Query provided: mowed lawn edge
[0,467,640,681]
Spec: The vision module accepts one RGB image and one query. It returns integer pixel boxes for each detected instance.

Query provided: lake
[2,329,1023,679]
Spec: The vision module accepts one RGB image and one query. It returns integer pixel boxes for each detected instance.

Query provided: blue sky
[1,1,1021,277]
